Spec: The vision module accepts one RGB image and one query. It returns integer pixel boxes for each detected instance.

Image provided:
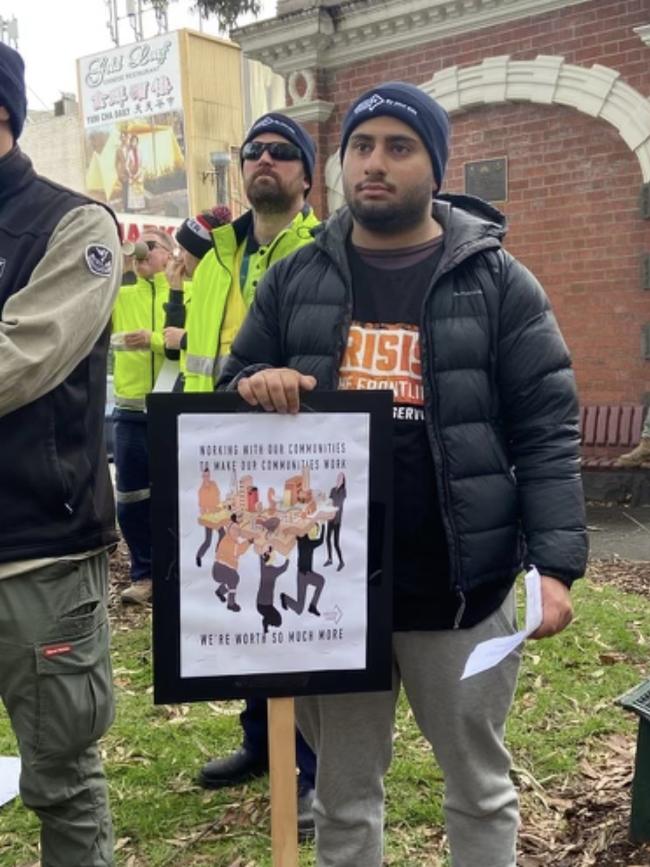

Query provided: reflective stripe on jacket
[112,271,169,402]
[184,206,319,392]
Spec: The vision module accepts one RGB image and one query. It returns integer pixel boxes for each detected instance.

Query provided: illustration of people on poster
[177,412,370,679]
[78,33,188,217]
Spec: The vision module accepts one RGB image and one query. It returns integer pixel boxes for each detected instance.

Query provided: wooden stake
[268,696,299,867]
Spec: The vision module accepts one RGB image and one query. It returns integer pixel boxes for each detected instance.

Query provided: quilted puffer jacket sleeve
[497,252,588,584]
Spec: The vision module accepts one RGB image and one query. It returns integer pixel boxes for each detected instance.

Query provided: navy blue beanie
[340,82,450,189]
[0,42,26,141]
[241,112,316,194]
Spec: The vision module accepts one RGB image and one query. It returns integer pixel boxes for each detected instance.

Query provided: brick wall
[312,0,650,407]
[446,101,646,406]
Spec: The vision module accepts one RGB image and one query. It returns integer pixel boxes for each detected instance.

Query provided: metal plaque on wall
[464,157,507,202]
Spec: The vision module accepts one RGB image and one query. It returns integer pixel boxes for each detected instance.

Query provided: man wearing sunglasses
[184,113,319,839]
[111,228,173,604]
[183,112,319,392]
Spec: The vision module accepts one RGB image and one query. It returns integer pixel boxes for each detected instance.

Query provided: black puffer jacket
[220,196,588,597]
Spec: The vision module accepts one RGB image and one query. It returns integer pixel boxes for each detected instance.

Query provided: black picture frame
[148,390,393,704]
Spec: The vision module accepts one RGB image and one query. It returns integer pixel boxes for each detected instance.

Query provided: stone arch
[326,54,650,211]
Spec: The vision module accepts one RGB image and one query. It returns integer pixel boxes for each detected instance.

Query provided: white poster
[178,412,370,678]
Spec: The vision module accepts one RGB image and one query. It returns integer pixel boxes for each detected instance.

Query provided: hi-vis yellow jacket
[111,271,170,409]
[183,205,319,393]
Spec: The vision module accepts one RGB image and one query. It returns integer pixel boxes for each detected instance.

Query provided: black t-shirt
[340,236,510,630]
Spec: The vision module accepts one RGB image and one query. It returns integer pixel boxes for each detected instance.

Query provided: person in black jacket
[280,523,326,616]
[256,545,290,634]
[324,472,346,570]
[0,45,120,866]
[220,81,588,867]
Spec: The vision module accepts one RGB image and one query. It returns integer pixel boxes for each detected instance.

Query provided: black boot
[198,747,268,789]
[297,786,315,841]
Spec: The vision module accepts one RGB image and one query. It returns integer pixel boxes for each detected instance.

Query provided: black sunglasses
[145,240,165,252]
[242,141,302,162]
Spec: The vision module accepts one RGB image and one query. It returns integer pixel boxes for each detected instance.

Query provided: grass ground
[1,561,649,866]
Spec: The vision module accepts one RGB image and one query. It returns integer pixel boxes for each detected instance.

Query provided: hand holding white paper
[460,566,543,680]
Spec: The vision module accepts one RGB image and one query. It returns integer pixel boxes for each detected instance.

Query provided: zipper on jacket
[51,435,75,517]
[264,206,313,266]
[264,228,289,269]
[453,590,466,629]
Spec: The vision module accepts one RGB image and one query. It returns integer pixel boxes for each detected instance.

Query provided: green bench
[618,678,650,842]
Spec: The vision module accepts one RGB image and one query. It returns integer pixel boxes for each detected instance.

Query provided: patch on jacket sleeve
[85,244,113,277]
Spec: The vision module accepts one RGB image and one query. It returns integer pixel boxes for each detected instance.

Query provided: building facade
[20,96,85,192]
[234,0,650,409]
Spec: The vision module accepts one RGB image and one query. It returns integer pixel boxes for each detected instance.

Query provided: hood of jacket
[313,192,507,282]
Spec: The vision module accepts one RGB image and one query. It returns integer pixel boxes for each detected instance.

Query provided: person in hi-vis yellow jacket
[162,206,233,390]
[183,113,320,394]
[111,228,172,604]
[186,113,320,842]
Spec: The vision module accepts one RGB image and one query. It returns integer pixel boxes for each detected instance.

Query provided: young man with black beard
[185,113,319,839]
[219,82,588,867]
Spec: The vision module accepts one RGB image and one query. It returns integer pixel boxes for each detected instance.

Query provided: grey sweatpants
[0,553,115,867]
[296,590,521,867]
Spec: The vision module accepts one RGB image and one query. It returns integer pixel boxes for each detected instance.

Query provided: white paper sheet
[0,756,20,807]
[461,566,543,680]
[153,358,180,393]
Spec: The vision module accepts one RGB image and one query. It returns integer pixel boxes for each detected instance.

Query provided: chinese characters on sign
[77,33,188,217]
